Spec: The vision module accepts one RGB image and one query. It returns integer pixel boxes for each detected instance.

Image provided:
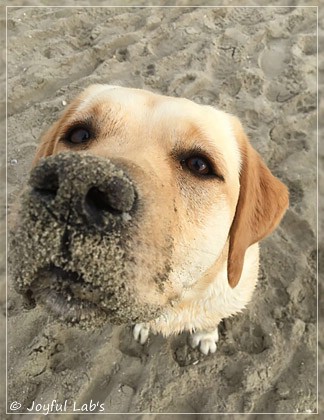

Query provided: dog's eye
[67,127,91,144]
[183,156,212,176]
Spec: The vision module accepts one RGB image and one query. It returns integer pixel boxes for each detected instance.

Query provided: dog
[11,85,289,355]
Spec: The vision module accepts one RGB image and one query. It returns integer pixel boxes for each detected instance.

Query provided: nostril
[85,187,123,218]
[31,171,59,200]
[84,176,136,224]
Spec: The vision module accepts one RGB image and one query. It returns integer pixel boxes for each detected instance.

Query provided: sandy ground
[1,1,322,418]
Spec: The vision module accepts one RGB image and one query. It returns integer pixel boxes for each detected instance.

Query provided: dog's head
[10,85,288,327]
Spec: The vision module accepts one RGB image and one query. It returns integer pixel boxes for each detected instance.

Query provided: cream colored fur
[33,85,289,355]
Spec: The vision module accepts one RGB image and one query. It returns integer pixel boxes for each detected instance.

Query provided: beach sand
[3,2,320,417]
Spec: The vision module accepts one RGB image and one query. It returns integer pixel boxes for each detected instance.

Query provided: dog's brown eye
[184,156,212,176]
[67,127,91,144]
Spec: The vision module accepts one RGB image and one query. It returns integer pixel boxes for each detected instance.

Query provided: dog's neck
[182,239,230,297]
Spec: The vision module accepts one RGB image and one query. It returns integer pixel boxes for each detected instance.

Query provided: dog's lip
[28,266,111,324]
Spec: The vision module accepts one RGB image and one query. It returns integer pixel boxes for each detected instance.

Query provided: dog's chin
[27,266,124,328]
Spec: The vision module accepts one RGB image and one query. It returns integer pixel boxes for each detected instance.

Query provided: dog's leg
[189,327,219,355]
[133,323,150,344]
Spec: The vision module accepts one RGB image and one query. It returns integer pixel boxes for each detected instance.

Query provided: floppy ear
[228,118,289,288]
[32,120,61,166]
[32,94,85,167]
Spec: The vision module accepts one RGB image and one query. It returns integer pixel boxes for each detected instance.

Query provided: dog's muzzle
[9,153,162,327]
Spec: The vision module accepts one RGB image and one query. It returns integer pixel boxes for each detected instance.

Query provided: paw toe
[189,328,219,355]
[133,323,150,345]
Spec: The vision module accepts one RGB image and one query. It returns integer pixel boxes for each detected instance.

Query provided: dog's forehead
[76,85,241,174]
[79,85,220,122]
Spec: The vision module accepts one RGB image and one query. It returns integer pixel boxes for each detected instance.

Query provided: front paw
[189,328,219,355]
[133,323,150,345]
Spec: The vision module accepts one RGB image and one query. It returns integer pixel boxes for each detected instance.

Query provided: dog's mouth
[27,266,113,327]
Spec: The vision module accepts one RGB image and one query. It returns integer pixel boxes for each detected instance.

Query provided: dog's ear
[32,120,61,166]
[228,117,289,288]
[32,94,85,167]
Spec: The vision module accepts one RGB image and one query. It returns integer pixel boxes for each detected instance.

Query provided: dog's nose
[29,153,136,226]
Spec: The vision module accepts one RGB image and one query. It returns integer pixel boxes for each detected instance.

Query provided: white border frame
[5,4,319,416]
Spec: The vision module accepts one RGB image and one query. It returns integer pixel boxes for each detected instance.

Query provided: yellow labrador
[12,85,289,355]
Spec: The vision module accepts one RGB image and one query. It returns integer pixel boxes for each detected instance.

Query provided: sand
[2,1,321,417]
